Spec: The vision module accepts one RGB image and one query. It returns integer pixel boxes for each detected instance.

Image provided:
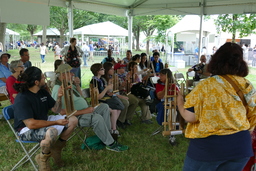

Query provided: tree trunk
[132,36,135,50]
[0,22,7,52]
[146,40,150,54]
[59,29,65,48]
[42,26,47,44]
[232,14,237,43]
[135,27,140,51]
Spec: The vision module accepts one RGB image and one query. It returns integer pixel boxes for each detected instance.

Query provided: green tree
[215,14,256,43]
[26,25,38,42]
[137,15,179,54]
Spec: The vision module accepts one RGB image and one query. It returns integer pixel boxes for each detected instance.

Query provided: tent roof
[168,15,216,34]
[6,28,20,36]
[34,28,60,36]
[20,0,256,16]
[72,21,128,37]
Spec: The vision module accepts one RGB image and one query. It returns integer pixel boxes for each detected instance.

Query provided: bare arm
[0,77,7,83]
[51,87,63,113]
[157,89,165,100]
[23,118,68,129]
[176,92,196,123]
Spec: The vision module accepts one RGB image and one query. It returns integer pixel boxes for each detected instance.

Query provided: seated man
[51,64,128,152]
[101,49,116,65]
[0,53,12,87]
[188,55,210,81]
[13,66,78,170]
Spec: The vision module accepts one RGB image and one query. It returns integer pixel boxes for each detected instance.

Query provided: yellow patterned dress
[184,75,256,139]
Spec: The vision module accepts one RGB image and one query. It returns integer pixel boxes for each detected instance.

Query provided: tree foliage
[215,14,256,42]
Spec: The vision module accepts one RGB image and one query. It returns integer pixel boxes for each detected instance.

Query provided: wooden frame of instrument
[61,70,77,118]
[162,74,185,136]
[90,79,99,107]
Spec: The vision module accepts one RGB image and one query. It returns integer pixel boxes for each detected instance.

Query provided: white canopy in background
[6,29,20,36]
[167,15,216,35]
[34,28,60,36]
[72,22,128,37]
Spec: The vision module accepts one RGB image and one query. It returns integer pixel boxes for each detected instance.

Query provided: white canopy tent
[5,28,20,50]
[166,15,217,58]
[71,21,128,49]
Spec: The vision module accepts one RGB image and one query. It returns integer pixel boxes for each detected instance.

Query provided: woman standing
[54,43,61,60]
[6,60,24,104]
[178,42,256,170]
[39,43,47,63]
[60,38,83,78]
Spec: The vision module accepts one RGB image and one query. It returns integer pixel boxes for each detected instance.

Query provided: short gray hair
[10,60,22,73]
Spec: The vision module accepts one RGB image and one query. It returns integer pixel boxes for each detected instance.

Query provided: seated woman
[0,53,12,87]
[6,60,24,104]
[155,69,179,125]
[90,63,121,135]
[126,61,152,124]
[103,62,137,128]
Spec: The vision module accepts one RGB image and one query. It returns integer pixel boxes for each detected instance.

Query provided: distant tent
[34,28,60,36]
[72,21,128,37]
[6,28,20,36]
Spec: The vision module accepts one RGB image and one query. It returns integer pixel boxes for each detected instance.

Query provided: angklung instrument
[61,70,77,118]
[162,74,185,144]
[109,70,119,94]
[90,78,99,107]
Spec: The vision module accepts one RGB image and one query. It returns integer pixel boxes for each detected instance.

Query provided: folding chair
[67,88,92,150]
[44,71,56,92]
[174,72,186,88]
[3,105,40,171]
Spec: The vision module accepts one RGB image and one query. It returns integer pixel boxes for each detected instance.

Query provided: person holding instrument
[13,66,78,170]
[177,42,256,170]
[52,64,128,152]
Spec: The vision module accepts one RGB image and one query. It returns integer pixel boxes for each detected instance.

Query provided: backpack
[81,135,105,150]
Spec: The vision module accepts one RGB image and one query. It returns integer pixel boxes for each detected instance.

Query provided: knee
[68,116,78,128]
[45,127,58,141]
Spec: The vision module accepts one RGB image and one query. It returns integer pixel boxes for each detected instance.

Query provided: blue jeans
[40,54,45,63]
[82,53,88,66]
[183,155,250,171]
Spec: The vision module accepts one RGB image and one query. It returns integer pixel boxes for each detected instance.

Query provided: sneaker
[141,120,153,124]
[106,141,128,152]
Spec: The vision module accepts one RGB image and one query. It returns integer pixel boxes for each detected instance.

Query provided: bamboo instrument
[61,70,77,118]
[90,79,99,107]
[111,71,119,94]
[162,74,185,136]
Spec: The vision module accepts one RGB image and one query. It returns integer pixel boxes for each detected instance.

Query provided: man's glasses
[100,68,105,71]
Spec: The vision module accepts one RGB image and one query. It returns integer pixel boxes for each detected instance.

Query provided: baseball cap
[114,63,126,70]
[55,64,72,73]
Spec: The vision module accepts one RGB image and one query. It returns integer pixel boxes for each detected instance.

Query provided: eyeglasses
[17,65,25,68]
[100,68,105,71]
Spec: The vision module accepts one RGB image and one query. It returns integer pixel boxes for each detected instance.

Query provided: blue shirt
[89,44,94,51]
[0,63,11,87]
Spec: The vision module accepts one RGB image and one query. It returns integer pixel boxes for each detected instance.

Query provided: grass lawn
[0,47,256,170]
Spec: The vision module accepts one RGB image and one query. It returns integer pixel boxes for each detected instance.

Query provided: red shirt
[6,75,18,104]
[156,83,179,99]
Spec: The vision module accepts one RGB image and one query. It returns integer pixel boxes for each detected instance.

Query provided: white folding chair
[3,105,40,171]
[67,88,92,150]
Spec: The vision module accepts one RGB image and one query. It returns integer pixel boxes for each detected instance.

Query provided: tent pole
[198,0,205,63]
[67,1,74,38]
[127,10,133,51]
